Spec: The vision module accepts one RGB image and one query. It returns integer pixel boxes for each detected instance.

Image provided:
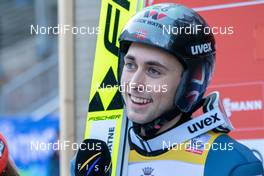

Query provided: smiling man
[117,3,264,176]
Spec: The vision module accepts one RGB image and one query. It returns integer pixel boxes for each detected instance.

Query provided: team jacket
[70,129,263,176]
[128,128,264,176]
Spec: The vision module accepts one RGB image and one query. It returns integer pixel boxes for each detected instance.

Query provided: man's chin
[127,113,150,124]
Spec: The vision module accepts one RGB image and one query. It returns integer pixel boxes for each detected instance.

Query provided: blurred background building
[0,0,58,116]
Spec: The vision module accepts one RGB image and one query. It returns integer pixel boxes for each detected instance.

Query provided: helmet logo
[133,30,147,40]
[144,10,167,20]
[192,64,205,85]
[191,42,212,55]
[186,91,199,104]
[186,64,205,105]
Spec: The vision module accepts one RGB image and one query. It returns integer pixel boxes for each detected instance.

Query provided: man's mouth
[128,93,152,105]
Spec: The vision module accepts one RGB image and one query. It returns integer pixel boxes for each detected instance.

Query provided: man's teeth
[130,95,151,104]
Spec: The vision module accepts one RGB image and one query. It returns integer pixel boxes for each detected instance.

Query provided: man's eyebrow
[124,54,135,61]
[145,61,168,70]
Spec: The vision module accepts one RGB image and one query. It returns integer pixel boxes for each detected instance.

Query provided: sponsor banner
[0,116,59,176]
[208,83,264,139]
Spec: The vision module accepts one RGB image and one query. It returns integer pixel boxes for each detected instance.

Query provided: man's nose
[129,69,145,92]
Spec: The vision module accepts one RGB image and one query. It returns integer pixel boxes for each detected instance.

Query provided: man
[118,3,263,176]
[72,3,264,176]
[0,133,20,176]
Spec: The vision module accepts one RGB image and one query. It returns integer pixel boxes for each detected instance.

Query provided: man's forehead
[128,42,159,52]
[127,43,165,60]
[126,42,179,68]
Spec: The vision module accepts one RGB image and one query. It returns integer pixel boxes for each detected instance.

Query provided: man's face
[121,43,183,124]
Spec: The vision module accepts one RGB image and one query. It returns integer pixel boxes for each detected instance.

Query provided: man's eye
[125,63,136,69]
[148,68,161,75]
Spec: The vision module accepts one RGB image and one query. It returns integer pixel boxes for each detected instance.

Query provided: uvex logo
[187,113,220,133]
[191,42,212,55]
[144,10,167,20]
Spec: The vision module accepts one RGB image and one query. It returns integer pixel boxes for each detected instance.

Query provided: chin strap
[132,108,181,138]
